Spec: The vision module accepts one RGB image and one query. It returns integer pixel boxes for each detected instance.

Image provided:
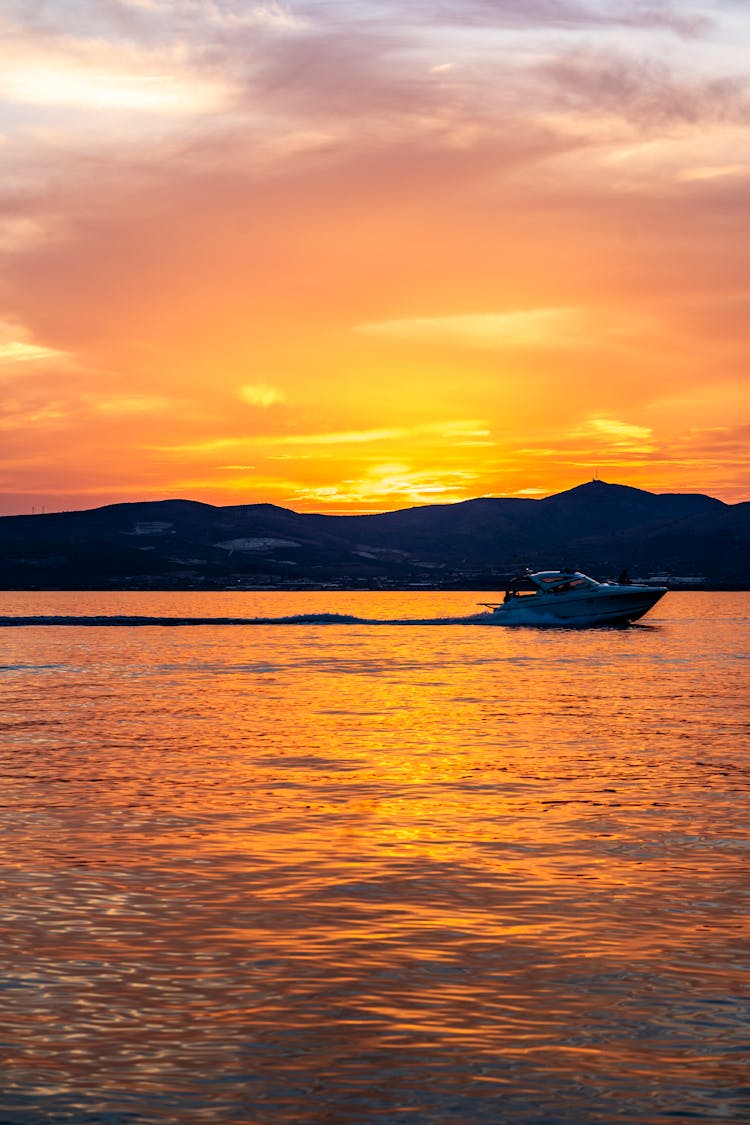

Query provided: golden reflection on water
[0,591,749,1122]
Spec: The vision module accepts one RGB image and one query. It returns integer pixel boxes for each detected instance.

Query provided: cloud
[293,461,480,508]
[152,438,241,454]
[0,323,70,369]
[570,416,656,454]
[271,422,491,447]
[0,0,731,166]
[411,1,711,37]
[217,3,303,32]
[355,309,586,348]
[537,48,749,130]
[5,0,730,212]
[0,402,72,431]
[0,218,56,254]
[1,0,304,41]
[678,163,747,182]
[278,427,406,446]
[587,417,653,441]
[92,394,173,414]
[154,420,491,454]
[0,339,66,364]
[0,40,232,115]
[240,383,287,407]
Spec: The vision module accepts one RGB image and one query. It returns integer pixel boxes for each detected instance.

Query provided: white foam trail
[0,612,492,627]
[0,611,632,628]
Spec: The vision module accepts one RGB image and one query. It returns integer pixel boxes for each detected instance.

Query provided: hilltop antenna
[593,467,599,481]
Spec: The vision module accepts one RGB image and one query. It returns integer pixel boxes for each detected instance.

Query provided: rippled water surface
[1,591,749,1124]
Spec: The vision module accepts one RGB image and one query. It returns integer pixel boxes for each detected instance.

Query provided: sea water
[1,591,748,1124]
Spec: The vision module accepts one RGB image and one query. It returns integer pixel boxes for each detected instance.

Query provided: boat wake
[0,610,639,628]
[0,611,492,628]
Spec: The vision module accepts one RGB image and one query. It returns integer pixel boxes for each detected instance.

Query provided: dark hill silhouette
[0,480,746,588]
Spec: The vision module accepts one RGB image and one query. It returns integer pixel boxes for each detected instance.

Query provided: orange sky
[1,0,749,514]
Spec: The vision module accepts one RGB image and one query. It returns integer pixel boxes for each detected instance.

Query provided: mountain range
[1,480,748,589]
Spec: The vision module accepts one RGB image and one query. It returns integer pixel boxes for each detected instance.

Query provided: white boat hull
[489,583,667,626]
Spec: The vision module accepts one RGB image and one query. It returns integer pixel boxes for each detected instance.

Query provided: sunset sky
[1,0,749,514]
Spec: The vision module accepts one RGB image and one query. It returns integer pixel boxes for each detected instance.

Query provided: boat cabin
[530,571,600,594]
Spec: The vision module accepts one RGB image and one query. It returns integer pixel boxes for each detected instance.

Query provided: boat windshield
[531,571,599,593]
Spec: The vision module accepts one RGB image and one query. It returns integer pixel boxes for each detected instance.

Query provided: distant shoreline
[3,482,747,587]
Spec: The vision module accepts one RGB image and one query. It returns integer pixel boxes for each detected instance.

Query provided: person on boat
[617,569,631,585]
[503,577,521,602]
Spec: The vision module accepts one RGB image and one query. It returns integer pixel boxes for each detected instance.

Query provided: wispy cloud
[0,42,231,115]
[92,394,173,415]
[409,1,712,38]
[355,309,584,348]
[678,163,747,182]
[152,438,241,454]
[0,324,69,368]
[239,383,287,407]
[153,420,491,454]
[588,418,653,441]
[277,422,490,446]
[277,427,407,446]
[0,399,73,430]
[573,416,655,452]
[1,0,304,40]
[294,462,479,509]
[538,47,749,130]
[0,340,66,364]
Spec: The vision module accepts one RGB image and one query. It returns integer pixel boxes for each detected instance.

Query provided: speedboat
[480,570,667,626]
